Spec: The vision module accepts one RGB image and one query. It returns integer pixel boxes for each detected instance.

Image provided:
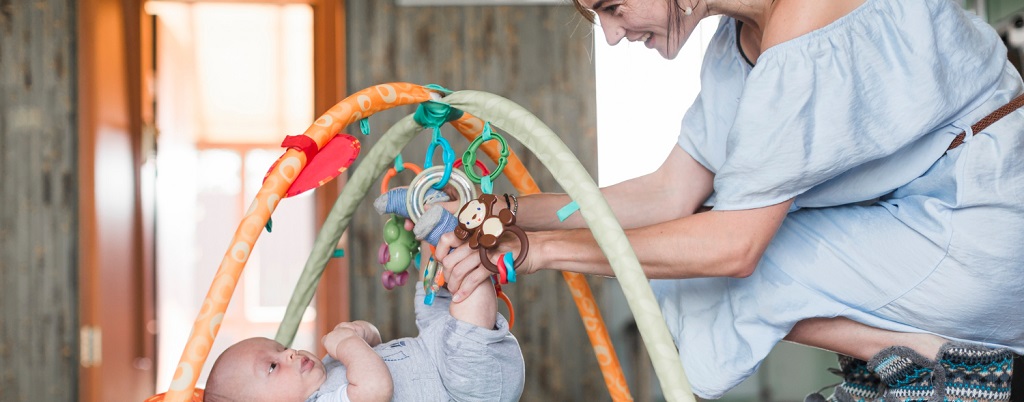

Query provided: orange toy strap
[493,280,515,329]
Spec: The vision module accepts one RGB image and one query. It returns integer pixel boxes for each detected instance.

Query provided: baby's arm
[321,321,392,402]
[448,276,497,329]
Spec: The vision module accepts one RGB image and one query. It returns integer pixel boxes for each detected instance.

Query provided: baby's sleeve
[413,286,452,331]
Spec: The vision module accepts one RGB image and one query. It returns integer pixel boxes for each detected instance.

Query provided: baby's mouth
[301,356,315,373]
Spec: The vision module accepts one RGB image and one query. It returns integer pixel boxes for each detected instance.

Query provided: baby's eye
[269,363,277,374]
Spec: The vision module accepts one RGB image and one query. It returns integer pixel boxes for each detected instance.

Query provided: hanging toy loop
[453,159,491,178]
[380,162,424,195]
[406,165,477,224]
[423,131,456,190]
[414,97,463,190]
[462,123,509,187]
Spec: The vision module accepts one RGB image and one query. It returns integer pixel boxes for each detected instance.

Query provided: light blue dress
[652,0,1024,398]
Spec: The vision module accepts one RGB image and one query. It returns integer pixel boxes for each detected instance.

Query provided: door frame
[77,0,347,399]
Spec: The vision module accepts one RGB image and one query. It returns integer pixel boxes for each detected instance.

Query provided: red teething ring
[454,159,490,177]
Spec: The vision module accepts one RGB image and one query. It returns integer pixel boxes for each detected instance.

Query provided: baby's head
[203,337,326,402]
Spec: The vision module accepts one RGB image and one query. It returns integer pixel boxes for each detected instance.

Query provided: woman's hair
[568,0,689,52]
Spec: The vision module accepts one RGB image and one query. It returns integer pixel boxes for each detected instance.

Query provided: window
[150,2,317,389]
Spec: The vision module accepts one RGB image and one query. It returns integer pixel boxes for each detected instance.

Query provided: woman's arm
[438,198,791,300]
[437,146,793,299]
[321,323,393,402]
[515,146,714,231]
[531,199,792,279]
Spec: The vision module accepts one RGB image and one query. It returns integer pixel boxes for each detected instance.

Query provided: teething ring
[380,163,423,195]
[453,159,490,178]
[406,165,476,224]
[479,226,529,274]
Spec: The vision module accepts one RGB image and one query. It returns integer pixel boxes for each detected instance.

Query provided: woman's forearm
[531,200,791,279]
[516,146,713,232]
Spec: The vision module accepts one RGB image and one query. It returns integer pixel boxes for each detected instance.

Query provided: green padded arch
[276,91,695,402]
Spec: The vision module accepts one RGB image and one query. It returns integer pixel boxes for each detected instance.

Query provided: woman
[435,0,1023,400]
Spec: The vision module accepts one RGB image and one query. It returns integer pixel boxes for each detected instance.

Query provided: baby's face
[216,337,326,401]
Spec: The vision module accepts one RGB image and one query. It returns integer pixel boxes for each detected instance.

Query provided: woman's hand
[434,231,537,302]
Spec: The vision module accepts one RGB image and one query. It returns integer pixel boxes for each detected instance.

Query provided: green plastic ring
[462,132,509,183]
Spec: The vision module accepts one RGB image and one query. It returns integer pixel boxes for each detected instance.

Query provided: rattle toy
[376,162,425,289]
[378,214,416,289]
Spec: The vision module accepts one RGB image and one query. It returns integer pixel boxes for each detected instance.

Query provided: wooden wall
[0,0,80,400]
[343,2,647,401]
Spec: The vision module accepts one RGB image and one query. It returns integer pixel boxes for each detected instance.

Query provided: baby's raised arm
[447,276,498,329]
[321,321,392,402]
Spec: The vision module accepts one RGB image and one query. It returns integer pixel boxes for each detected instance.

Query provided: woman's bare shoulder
[762,0,866,50]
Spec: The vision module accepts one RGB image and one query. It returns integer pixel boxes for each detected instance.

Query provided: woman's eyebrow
[590,0,608,11]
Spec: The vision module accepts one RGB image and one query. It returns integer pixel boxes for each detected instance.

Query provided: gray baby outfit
[306,287,524,401]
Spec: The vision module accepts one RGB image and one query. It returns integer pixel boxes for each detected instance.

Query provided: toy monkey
[455,194,529,273]
[454,194,516,248]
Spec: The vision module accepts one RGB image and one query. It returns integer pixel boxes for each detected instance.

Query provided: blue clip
[504,253,516,283]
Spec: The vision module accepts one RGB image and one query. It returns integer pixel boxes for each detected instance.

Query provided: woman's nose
[600,19,625,46]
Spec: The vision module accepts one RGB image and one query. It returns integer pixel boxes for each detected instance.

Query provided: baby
[202,270,524,402]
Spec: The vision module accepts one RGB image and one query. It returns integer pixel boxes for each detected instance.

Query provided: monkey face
[458,199,487,230]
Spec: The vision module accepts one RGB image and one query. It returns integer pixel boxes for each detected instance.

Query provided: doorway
[147,1,321,390]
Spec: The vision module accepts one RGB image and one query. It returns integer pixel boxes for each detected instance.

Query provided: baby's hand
[321,324,360,358]
[347,320,383,347]
[321,322,393,401]
[322,321,382,355]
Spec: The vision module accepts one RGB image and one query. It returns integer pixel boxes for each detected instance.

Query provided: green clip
[332,249,345,258]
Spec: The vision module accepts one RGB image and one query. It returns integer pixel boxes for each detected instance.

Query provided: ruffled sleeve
[695,0,1006,210]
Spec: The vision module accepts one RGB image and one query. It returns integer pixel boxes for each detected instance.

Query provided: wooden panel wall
[0,0,80,400]
[344,2,642,401]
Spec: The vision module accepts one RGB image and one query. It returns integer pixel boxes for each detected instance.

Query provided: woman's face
[580,0,695,60]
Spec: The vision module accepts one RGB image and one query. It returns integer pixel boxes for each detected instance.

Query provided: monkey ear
[482,194,498,207]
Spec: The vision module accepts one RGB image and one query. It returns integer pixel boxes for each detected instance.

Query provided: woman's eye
[269,363,277,374]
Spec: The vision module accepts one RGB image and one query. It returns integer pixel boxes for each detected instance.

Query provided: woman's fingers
[434,232,462,261]
[438,244,477,293]
[441,247,494,303]
[455,267,494,303]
